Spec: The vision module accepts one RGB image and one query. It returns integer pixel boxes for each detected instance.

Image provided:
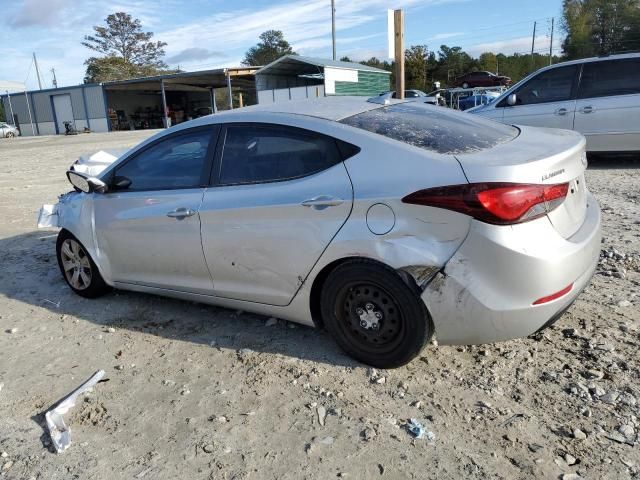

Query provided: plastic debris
[37,204,59,228]
[45,370,106,453]
[407,418,434,441]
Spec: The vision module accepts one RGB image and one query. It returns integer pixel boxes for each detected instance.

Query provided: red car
[453,71,511,88]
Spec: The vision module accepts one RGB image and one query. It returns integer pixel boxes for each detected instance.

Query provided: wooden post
[238,92,244,108]
[394,9,405,99]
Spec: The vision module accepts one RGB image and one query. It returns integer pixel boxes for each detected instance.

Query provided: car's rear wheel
[56,230,110,298]
[320,260,432,368]
[6,132,15,138]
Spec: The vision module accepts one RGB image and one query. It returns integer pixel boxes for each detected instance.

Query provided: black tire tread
[320,259,432,368]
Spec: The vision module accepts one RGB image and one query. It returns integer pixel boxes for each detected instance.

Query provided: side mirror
[507,93,517,106]
[66,170,108,194]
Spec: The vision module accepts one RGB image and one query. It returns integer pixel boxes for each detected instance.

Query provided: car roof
[536,51,640,72]
[216,96,393,122]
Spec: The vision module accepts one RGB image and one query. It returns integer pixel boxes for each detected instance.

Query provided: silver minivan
[470,53,640,152]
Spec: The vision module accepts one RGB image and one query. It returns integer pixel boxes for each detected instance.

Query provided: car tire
[320,259,433,368]
[6,132,15,138]
[56,230,111,298]
[462,82,469,89]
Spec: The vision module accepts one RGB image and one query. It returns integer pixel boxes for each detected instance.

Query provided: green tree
[243,30,295,66]
[562,0,640,58]
[360,57,393,71]
[404,45,431,90]
[82,12,172,82]
[478,52,498,73]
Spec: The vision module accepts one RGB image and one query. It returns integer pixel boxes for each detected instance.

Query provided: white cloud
[466,35,552,57]
[8,0,73,27]
[1,0,463,87]
[431,32,463,40]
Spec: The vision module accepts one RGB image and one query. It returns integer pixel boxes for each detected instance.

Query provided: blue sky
[1,0,563,90]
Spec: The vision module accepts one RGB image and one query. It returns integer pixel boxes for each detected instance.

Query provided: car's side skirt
[112,281,316,327]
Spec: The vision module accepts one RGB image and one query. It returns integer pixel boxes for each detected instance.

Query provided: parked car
[457,92,501,111]
[453,71,511,88]
[469,52,640,152]
[42,97,600,368]
[0,122,19,138]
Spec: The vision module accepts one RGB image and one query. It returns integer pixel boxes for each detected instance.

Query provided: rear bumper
[422,192,601,345]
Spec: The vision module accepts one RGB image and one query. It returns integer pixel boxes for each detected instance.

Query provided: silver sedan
[0,122,19,138]
[46,97,601,368]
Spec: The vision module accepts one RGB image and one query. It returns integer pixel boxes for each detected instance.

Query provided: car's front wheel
[320,260,433,368]
[6,132,15,138]
[56,230,110,298]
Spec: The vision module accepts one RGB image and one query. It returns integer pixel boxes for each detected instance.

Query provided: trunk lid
[455,126,588,238]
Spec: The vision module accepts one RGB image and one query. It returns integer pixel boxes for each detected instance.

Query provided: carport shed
[255,55,391,104]
[0,67,258,136]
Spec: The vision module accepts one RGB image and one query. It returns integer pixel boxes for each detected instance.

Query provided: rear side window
[218,124,346,185]
[514,65,578,105]
[578,58,640,98]
[340,103,518,154]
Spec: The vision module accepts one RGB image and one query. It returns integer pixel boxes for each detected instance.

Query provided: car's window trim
[576,58,640,99]
[106,125,220,193]
[209,122,354,188]
[497,63,581,108]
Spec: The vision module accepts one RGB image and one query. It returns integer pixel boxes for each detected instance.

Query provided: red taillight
[533,283,573,305]
[402,182,569,225]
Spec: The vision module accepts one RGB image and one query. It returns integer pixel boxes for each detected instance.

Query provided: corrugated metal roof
[256,55,391,76]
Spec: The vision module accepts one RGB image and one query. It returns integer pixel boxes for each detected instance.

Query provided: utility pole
[33,52,43,90]
[530,21,537,71]
[331,0,336,60]
[51,68,58,88]
[394,9,405,99]
[549,17,555,65]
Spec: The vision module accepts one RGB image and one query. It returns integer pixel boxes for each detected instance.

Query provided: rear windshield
[340,103,518,154]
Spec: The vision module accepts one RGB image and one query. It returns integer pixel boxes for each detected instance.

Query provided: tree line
[80,0,640,86]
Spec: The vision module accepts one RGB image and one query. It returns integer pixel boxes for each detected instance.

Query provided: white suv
[469,52,640,152]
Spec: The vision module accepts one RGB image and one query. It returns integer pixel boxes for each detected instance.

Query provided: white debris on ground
[0,133,638,478]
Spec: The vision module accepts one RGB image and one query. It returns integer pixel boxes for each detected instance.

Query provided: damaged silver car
[39,97,601,368]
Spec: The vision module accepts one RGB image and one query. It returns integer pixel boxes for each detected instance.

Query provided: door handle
[166,207,196,219]
[301,196,344,210]
[581,106,594,114]
[555,108,568,116]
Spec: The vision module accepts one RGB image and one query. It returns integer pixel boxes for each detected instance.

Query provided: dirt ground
[0,131,638,480]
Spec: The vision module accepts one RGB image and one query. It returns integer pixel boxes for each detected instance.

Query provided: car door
[574,57,640,152]
[199,123,355,306]
[501,65,579,129]
[93,126,218,294]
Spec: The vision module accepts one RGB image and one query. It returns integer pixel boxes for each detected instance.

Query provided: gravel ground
[0,132,638,480]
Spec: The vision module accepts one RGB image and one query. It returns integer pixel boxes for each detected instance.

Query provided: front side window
[218,125,343,185]
[340,103,519,154]
[514,65,578,105]
[578,58,640,99]
[115,129,213,190]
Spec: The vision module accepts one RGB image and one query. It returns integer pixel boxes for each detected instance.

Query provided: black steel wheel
[321,259,432,368]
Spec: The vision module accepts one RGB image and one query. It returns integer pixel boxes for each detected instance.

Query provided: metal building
[1,57,390,136]
[255,55,391,104]
[0,67,258,136]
